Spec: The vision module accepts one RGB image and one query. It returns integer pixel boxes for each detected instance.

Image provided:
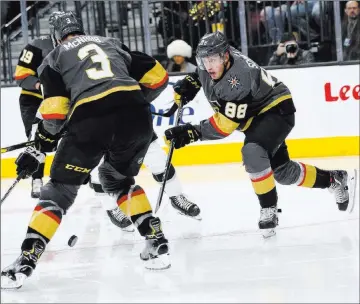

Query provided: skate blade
[261,228,276,238]
[177,211,202,221]
[121,225,135,233]
[1,273,27,290]
[347,169,358,213]
[144,253,171,270]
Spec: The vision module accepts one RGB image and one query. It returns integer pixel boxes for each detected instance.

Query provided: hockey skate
[258,206,280,238]
[140,217,171,270]
[31,178,43,198]
[106,207,134,232]
[170,194,202,220]
[329,169,357,213]
[1,240,45,289]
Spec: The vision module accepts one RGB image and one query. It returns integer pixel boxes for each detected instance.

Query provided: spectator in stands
[287,0,321,40]
[165,39,196,73]
[268,32,315,65]
[260,1,288,44]
[342,1,360,60]
[261,1,321,43]
[157,1,189,45]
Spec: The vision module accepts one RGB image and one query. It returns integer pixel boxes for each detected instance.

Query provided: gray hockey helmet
[196,31,229,69]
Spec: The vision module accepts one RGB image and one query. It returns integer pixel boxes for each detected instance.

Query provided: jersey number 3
[77,44,114,80]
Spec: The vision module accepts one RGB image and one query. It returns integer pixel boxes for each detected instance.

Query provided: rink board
[1,136,358,178]
[1,64,359,177]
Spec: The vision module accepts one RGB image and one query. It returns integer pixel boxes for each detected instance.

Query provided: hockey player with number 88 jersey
[165,31,357,238]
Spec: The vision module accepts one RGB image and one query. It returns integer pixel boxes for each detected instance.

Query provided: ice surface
[1,157,359,303]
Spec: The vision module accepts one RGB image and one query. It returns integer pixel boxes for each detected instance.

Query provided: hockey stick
[155,102,184,214]
[151,102,178,117]
[1,171,26,205]
[1,141,35,154]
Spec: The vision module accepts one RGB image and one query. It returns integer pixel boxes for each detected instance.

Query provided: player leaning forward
[14,11,65,198]
[1,12,171,290]
[165,32,357,236]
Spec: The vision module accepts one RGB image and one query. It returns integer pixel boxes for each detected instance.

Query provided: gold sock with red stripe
[250,169,278,208]
[117,185,153,216]
[297,163,331,188]
[117,185,154,236]
[27,201,63,243]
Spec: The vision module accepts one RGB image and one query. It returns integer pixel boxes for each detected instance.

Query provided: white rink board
[1,64,359,150]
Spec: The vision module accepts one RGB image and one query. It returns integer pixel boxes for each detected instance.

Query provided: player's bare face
[203,54,225,80]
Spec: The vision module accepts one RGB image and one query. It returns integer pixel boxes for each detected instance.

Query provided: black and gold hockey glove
[16,147,45,178]
[34,121,61,152]
[165,123,201,149]
[173,73,202,106]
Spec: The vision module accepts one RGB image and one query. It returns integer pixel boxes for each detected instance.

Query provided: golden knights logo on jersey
[227,75,240,90]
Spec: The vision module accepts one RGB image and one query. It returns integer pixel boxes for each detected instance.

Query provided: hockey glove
[165,123,201,149]
[16,146,45,179]
[173,73,202,106]
[35,121,61,152]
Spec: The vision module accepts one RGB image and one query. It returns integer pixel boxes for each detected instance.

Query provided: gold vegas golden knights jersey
[195,47,296,140]
[14,36,55,99]
[37,35,168,132]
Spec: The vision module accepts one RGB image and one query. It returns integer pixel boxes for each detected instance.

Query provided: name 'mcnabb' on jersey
[61,35,102,50]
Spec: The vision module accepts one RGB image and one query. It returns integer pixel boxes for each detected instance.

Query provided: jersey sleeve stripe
[209,112,239,136]
[14,66,36,80]
[139,61,168,89]
[38,96,70,120]
[21,89,43,99]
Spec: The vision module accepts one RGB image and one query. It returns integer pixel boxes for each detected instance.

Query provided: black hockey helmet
[49,11,65,47]
[53,11,85,41]
[196,31,229,70]
[49,11,65,35]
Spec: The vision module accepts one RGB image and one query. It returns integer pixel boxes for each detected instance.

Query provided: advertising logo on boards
[150,104,195,127]
[324,82,360,102]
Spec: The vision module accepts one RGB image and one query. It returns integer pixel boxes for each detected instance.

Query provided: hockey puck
[68,235,78,247]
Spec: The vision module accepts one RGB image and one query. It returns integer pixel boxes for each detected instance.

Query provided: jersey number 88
[225,102,248,119]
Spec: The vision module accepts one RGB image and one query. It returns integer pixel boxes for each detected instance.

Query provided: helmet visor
[196,53,225,71]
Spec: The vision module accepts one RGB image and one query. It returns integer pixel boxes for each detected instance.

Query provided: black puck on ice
[68,235,78,247]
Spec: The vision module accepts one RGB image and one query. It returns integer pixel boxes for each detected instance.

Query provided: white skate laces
[329,181,346,204]
[259,206,277,222]
[259,206,279,238]
[329,173,348,204]
[329,170,357,213]
[107,207,134,232]
[110,207,128,222]
[171,195,193,211]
